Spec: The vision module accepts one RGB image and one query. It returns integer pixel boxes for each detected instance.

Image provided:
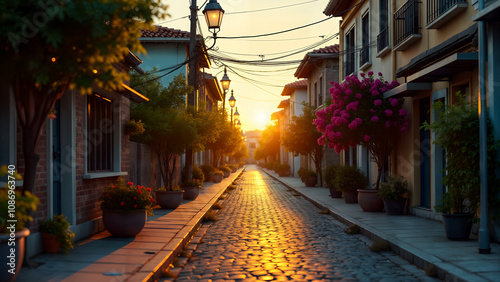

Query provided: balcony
[359,45,371,70]
[427,0,468,29]
[344,51,355,77]
[376,27,390,57]
[393,0,422,52]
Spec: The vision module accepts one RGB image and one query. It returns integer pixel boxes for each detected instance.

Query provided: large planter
[212,174,223,183]
[102,209,147,237]
[278,170,291,177]
[383,198,407,215]
[156,191,184,209]
[442,213,473,241]
[41,232,61,253]
[0,228,30,282]
[357,189,384,212]
[183,186,200,200]
[343,190,358,203]
[329,186,342,198]
[304,176,318,187]
[223,171,230,178]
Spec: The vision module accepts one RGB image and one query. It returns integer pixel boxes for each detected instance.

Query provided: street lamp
[233,107,240,123]
[220,67,231,112]
[203,0,225,33]
[229,90,236,125]
[236,119,242,130]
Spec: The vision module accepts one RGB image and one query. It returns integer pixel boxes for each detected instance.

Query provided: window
[87,93,114,172]
[377,0,390,53]
[427,0,467,28]
[344,27,355,77]
[393,0,422,51]
[360,12,370,66]
[314,82,318,108]
[318,77,323,106]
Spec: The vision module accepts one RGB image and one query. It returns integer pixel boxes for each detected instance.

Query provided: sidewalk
[17,167,245,282]
[261,168,500,282]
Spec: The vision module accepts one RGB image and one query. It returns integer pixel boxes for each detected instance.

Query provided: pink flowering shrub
[314,72,408,189]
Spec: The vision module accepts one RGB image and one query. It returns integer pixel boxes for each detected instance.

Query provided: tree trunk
[185,147,193,180]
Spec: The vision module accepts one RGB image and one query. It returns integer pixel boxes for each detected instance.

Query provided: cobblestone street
[175,166,432,281]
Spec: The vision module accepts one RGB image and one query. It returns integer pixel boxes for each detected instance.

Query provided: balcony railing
[360,45,370,66]
[393,0,421,49]
[377,27,389,53]
[344,50,355,77]
[427,0,467,28]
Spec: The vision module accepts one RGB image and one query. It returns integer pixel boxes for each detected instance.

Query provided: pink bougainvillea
[313,73,408,189]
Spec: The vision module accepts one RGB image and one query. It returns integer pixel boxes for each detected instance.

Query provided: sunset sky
[157,0,340,132]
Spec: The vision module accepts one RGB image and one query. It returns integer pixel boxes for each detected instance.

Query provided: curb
[260,167,471,282]
[129,167,246,282]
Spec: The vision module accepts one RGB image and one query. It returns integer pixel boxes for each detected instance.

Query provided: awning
[120,84,149,103]
[406,53,478,83]
[472,1,500,22]
[383,82,432,99]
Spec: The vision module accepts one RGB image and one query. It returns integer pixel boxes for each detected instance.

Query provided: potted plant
[40,214,75,253]
[183,164,205,183]
[297,167,308,183]
[228,164,238,173]
[155,186,183,209]
[201,164,215,182]
[218,165,231,178]
[0,180,38,282]
[377,175,408,215]
[181,179,203,200]
[303,169,318,187]
[423,94,500,240]
[212,169,224,183]
[334,165,366,204]
[323,165,342,198]
[314,72,407,211]
[277,164,291,177]
[99,178,155,237]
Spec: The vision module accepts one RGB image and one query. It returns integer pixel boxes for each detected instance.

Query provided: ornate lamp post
[233,107,240,126]
[220,67,231,112]
[236,119,242,130]
[229,90,236,125]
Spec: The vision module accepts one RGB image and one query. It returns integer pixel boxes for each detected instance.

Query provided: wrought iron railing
[427,0,466,25]
[344,50,355,76]
[360,45,370,66]
[393,0,421,48]
[377,27,389,53]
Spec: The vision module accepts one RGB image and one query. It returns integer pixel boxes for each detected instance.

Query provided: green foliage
[99,178,155,216]
[213,169,223,177]
[297,167,316,182]
[377,175,408,200]
[218,165,231,174]
[323,165,339,189]
[227,164,238,171]
[125,119,145,136]
[183,164,205,182]
[254,122,280,162]
[181,179,203,188]
[0,189,39,233]
[200,164,216,180]
[334,165,367,192]
[40,214,75,253]
[423,93,500,215]
[207,117,244,166]
[157,186,182,192]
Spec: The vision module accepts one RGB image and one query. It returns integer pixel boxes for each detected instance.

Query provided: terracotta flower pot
[304,176,317,187]
[212,174,223,183]
[357,189,384,212]
[183,186,200,200]
[343,190,358,203]
[383,198,407,215]
[102,209,147,237]
[0,228,29,282]
[156,191,183,209]
[278,170,291,177]
[41,232,61,253]
[223,171,230,178]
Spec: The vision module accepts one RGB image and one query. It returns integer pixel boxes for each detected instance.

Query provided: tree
[314,72,407,189]
[207,120,243,167]
[254,122,280,163]
[130,72,197,190]
[0,0,166,193]
[281,102,325,186]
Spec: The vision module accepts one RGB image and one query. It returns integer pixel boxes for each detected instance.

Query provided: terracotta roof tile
[281,79,307,96]
[141,26,191,38]
[311,44,340,54]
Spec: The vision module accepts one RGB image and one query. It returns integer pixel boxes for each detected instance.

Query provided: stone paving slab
[262,167,500,282]
[17,168,244,282]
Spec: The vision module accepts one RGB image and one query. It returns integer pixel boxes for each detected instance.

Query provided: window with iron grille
[393,0,421,48]
[344,27,355,77]
[87,93,114,172]
[377,0,389,53]
[318,77,323,106]
[360,12,370,66]
[427,0,467,25]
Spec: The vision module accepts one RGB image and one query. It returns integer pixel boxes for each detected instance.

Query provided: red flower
[120,201,125,206]
[111,186,115,189]
[133,196,137,200]
[137,185,141,189]
[146,187,151,192]
[138,190,143,194]
[127,182,133,186]
[150,198,155,202]
[142,186,145,189]
[134,204,137,208]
